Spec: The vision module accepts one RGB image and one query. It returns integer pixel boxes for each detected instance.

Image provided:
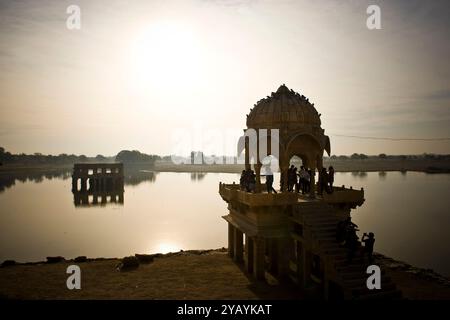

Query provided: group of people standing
[239,169,256,192]
[318,166,335,195]
[240,164,336,196]
[287,165,311,194]
[240,167,277,194]
[287,165,335,195]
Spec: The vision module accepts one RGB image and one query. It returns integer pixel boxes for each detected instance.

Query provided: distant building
[190,151,205,165]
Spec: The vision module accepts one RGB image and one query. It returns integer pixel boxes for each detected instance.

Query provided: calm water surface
[0,171,449,276]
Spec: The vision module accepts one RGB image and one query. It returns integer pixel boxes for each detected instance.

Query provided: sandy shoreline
[1,249,449,300]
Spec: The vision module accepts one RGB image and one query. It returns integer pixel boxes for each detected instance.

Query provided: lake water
[0,171,449,277]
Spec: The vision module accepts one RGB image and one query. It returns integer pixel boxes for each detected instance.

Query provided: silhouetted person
[361,232,375,263]
[241,169,253,192]
[240,170,246,191]
[248,170,256,192]
[328,166,335,192]
[307,169,314,193]
[292,166,298,192]
[287,165,296,192]
[318,168,331,195]
[346,230,359,263]
[298,166,309,194]
[265,174,277,193]
[336,220,346,244]
[340,217,359,263]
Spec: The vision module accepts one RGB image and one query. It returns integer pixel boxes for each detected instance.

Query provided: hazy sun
[130,21,204,93]
[155,242,181,254]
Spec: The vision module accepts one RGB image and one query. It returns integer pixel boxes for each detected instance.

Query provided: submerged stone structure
[219,85,402,300]
[72,163,124,206]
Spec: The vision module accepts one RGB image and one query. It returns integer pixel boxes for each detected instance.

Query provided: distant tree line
[325,153,450,160]
[115,150,160,164]
[0,147,161,166]
[1,146,449,167]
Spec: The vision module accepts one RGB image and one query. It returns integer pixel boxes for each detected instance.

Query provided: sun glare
[130,21,205,93]
[154,242,181,254]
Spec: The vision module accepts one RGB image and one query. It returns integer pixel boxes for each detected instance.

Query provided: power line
[330,134,450,141]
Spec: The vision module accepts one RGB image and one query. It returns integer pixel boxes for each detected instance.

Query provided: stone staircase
[296,202,402,300]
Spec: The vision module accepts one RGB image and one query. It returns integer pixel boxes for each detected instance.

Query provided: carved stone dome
[246,84,321,128]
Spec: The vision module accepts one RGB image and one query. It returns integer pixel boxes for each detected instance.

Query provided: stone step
[307,222,337,229]
[319,243,342,251]
[354,289,402,300]
[323,249,349,257]
[303,218,337,229]
[334,257,367,267]
[317,236,337,244]
[343,275,392,288]
[297,206,336,211]
[341,269,386,280]
[297,210,337,216]
[351,283,397,295]
[337,264,372,273]
[311,228,336,235]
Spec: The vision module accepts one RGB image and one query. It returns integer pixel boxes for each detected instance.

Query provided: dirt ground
[0,251,301,300]
[1,250,449,300]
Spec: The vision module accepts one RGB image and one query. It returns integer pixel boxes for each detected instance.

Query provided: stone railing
[219,182,364,207]
[322,185,365,207]
[219,182,298,206]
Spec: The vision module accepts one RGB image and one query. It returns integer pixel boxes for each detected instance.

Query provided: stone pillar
[255,130,261,193]
[277,238,291,280]
[92,194,98,204]
[81,193,88,205]
[234,228,244,262]
[309,168,316,199]
[280,165,289,192]
[74,194,80,206]
[302,249,312,288]
[245,135,250,170]
[296,241,304,287]
[228,223,235,258]
[72,177,77,192]
[80,178,87,192]
[254,163,262,193]
[323,274,330,300]
[253,237,266,280]
[268,239,278,274]
[245,235,254,273]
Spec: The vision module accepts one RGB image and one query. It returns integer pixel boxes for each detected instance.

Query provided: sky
[0,0,449,156]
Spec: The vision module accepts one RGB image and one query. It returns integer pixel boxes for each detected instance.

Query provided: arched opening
[289,155,304,168]
[286,155,310,193]
[282,133,323,196]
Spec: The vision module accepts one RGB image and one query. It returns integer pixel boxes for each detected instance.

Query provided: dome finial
[276,84,289,94]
